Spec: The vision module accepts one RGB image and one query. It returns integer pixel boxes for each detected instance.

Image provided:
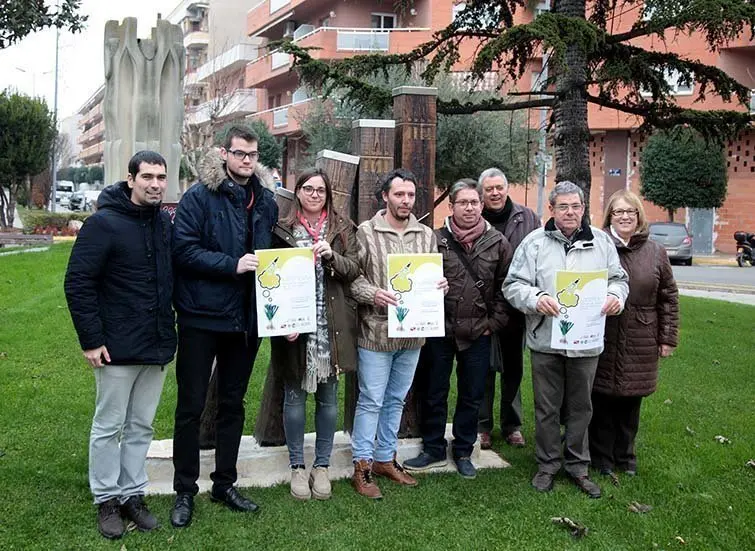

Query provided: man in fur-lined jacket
[170,125,278,527]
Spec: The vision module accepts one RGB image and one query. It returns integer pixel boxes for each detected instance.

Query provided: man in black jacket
[170,125,278,527]
[477,167,541,450]
[64,151,176,540]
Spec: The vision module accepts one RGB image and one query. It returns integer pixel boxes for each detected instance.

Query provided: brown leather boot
[373,454,418,487]
[351,459,382,499]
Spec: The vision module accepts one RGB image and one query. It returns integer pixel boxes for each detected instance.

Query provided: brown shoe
[479,432,492,450]
[373,455,418,487]
[351,459,382,499]
[569,474,602,499]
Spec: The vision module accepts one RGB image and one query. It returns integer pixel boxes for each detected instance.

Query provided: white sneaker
[290,467,311,500]
[309,466,331,500]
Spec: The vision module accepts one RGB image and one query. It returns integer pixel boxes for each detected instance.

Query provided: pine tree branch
[438,97,555,115]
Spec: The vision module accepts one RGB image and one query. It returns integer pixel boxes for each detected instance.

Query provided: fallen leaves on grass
[675,536,687,544]
[685,426,696,436]
[714,435,731,444]
[663,399,673,405]
[712,359,720,366]
[628,501,653,513]
[745,459,755,469]
[550,517,588,539]
[0,352,7,359]
[0,449,5,458]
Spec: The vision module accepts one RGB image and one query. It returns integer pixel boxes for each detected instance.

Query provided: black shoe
[210,486,260,513]
[121,495,159,531]
[97,498,125,540]
[531,471,555,492]
[170,493,194,528]
[403,452,447,472]
[454,457,477,479]
[569,474,602,498]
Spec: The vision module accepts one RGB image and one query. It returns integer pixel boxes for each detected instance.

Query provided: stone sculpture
[104,17,184,202]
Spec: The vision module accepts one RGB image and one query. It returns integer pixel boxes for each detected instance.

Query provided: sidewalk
[692,253,737,267]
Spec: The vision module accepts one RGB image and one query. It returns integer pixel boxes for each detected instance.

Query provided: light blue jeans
[351,347,422,463]
[90,364,167,504]
[283,378,339,467]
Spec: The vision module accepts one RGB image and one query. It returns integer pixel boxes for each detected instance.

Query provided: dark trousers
[588,392,643,472]
[173,325,259,495]
[478,327,524,435]
[531,351,598,478]
[419,335,491,459]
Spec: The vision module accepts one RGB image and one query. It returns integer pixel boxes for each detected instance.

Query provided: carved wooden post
[352,119,396,221]
[393,86,438,437]
[340,120,396,433]
[315,150,360,221]
[392,86,438,227]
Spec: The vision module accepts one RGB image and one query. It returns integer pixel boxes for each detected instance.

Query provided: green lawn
[0,243,753,550]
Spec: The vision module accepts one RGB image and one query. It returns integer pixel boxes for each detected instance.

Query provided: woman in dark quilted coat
[590,190,679,477]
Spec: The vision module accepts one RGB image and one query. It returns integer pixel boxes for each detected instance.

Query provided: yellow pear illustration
[556,278,580,308]
[390,263,413,293]
[258,257,282,289]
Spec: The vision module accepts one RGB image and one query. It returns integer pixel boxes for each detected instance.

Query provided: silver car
[648,222,693,266]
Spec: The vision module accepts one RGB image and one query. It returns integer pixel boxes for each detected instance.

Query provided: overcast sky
[0,0,177,121]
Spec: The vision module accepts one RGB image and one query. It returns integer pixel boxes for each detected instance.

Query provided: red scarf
[297,210,328,243]
[449,215,486,252]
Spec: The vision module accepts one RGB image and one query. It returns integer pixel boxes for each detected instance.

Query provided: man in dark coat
[64,151,176,540]
[404,178,512,479]
[477,167,541,449]
[170,125,278,527]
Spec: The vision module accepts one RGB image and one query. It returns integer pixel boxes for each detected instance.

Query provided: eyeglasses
[554,203,584,212]
[300,185,327,197]
[611,208,639,217]
[229,150,259,161]
[453,200,481,209]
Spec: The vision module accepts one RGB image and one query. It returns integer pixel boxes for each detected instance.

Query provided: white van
[56,181,75,206]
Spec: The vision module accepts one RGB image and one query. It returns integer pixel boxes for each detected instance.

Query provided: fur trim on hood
[198,148,276,192]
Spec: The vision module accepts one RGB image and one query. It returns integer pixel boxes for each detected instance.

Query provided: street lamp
[15,67,53,97]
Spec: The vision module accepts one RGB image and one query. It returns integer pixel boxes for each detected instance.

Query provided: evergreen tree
[640,127,727,221]
[281,0,754,216]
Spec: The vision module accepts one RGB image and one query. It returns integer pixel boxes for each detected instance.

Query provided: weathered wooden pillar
[315,150,360,220]
[341,119,396,433]
[392,86,438,437]
[392,86,438,227]
[352,119,396,221]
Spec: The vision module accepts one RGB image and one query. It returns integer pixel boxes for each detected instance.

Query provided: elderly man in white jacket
[504,181,628,499]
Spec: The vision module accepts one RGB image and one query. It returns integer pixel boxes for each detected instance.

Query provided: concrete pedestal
[145,424,509,495]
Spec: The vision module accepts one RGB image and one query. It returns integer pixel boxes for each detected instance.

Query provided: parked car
[69,191,88,211]
[648,222,693,266]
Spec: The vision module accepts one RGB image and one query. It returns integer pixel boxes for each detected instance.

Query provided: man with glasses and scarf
[170,125,278,526]
[504,181,628,499]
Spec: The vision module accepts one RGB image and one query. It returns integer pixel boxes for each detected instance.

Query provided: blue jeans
[283,378,338,467]
[351,347,422,463]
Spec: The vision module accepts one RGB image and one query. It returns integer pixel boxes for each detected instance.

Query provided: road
[672,266,755,293]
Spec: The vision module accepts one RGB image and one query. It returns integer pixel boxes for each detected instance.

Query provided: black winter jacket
[64,181,176,365]
[172,150,279,333]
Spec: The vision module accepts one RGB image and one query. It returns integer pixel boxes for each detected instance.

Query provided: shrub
[18,209,90,235]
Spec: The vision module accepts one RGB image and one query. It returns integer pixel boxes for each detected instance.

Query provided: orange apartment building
[77,85,105,166]
[243,0,753,253]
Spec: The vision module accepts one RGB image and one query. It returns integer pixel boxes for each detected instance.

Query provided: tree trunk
[667,209,675,222]
[0,186,8,228]
[552,0,592,217]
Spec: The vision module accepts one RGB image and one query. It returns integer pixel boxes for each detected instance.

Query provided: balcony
[184,30,209,49]
[79,142,104,164]
[246,0,315,38]
[195,43,259,82]
[185,89,258,126]
[245,27,432,88]
[248,96,315,136]
[79,102,103,127]
[78,121,105,146]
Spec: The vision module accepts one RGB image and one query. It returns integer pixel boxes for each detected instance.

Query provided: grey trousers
[90,364,167,504]
[531,351,598,478]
